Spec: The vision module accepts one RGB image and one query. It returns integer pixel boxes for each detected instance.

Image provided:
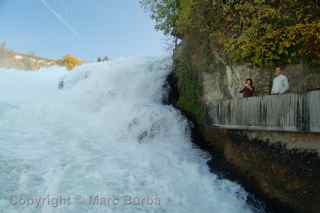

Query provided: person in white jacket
[271,66,289,95]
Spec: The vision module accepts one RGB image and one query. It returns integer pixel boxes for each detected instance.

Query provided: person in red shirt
[240,78,255,97]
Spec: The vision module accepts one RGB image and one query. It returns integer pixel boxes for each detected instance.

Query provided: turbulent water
[0,57,259,213]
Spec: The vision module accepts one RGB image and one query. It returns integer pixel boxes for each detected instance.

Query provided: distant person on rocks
[103,56,109,61]
[58,80,64,89]
[271,66,289,95]
[240,78,255,97]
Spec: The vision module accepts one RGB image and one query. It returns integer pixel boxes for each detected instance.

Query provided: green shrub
[142,0,320,66]
[175,56,205,125]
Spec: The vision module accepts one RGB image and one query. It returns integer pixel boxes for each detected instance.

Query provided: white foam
[0,57,257,213]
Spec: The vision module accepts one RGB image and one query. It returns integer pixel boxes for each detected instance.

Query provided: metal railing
[208,90,320,133]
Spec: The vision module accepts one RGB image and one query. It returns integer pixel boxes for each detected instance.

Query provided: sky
[0,0,168,61]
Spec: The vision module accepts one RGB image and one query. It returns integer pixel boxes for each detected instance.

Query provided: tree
[142,0,320,66]
[222,0,320,65]
[140,0,179,37]
[62,54,83,70]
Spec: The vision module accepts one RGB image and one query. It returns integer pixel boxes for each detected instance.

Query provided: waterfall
[0,57,259,213]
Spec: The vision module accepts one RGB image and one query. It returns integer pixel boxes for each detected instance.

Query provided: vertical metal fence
[208,91,320,132]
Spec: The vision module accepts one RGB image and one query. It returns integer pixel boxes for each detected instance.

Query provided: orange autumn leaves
[57,54,83,70]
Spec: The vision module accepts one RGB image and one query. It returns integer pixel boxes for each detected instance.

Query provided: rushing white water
[0,57,258,213]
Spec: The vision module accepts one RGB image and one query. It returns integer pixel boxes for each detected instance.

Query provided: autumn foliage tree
[60,54,83,70]
[142,0,320,66]
[222,0,320,66]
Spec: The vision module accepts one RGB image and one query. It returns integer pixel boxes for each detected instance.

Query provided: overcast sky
[0,0,167,61]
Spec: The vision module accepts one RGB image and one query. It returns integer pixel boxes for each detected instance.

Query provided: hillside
[0,43,82,71]
[0,43,59,70]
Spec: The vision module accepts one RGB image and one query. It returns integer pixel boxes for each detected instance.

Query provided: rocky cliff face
[175,37,320,115]
[202,128,320,213]
[173,33,320,213]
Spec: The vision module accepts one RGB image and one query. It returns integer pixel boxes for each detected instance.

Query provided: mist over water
[0,57,259,213]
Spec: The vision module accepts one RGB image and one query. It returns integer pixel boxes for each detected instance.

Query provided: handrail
[208,91,320,133]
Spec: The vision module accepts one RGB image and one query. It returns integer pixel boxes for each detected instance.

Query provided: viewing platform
[208,90,320,133]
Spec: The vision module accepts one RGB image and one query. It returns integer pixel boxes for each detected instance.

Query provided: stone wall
[202,59,320,107]
[200,127,320,213]
[174,35,320,127]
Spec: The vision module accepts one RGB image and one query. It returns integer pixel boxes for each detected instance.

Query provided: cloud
[40,0,79,37]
